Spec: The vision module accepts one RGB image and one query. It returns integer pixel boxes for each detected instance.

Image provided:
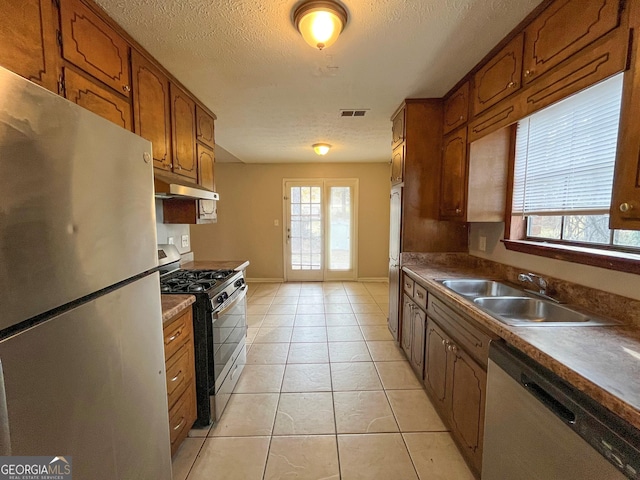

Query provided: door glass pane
[289,184,322,271]
[328,186,351,270]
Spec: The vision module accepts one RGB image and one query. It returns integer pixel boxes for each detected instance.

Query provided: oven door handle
[214,285,248,317]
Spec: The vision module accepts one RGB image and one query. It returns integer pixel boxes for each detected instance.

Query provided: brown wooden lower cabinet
[424,312,487,477]
[163,307,197,456]
[401,294,427,379]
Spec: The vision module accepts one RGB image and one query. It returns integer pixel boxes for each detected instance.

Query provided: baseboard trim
[246,277,284,283]
[357,277,389,282]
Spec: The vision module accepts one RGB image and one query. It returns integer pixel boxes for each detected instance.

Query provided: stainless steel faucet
[518,273,548,295]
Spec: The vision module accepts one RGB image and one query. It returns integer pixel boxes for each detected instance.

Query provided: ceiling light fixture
[313,143,332,155]
[293,1,348,50]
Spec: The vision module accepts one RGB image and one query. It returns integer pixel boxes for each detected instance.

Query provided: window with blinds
[512,73,623,216]
[511,73,640,250]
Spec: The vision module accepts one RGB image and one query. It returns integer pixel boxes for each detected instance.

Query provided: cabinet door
[401,295,413,358]
[170,83,197,180]
[64,67,132,130]
[440,127,468,219]
[197,143,217,221]
[60,0,131,96]
[410,307,426,379]
[391,107,405,148]
[387,187,402,342]
[610,1,640,229]
[391,143,404,184]
[473,33,523,115]
[0,0,60,93]
[443,81,469,135]
[448,344,486,474]
[131,50,171,170]
[196,105,215,148]
[424,318,449,410]
[523,0,621,85]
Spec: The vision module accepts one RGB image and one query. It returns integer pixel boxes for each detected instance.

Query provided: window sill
[502,240,640,275]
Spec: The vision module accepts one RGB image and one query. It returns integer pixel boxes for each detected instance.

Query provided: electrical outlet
[274,219,279,226]
[181,235,189,249]
[168,237,174,245]
[479,235,487,252]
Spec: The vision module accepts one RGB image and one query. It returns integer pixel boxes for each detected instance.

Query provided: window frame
[501,86,640,275]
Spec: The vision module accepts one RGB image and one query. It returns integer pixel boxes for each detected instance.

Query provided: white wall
[469,222,640,300]
[155,199,191,254]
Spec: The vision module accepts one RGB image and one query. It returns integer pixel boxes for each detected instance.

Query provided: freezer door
[0,274,171,480]
[0,66,157,331]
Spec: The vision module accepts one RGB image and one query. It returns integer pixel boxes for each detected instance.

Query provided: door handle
[0,360,11,455]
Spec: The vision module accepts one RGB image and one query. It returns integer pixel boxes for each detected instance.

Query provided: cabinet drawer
[163,309,192,361]
[427,296,493,367]
[166,339,194,409]
[403,276,414,297]
[168,383,196,454]
[414,283,427,310]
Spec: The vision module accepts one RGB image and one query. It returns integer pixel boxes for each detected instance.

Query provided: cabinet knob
[455,208,461,214]
[619,202,633,213]
[507,81,516,88]
[524,69,533,77]
[442,339,447,346]
[122,84,131,92]
[459,115,464,121]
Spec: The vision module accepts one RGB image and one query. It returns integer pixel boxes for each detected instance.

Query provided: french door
[284,179,358,281]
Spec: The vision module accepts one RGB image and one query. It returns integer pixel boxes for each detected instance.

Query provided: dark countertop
[403,263,640,431]
[161,294,195,325]
[181,260,250,271]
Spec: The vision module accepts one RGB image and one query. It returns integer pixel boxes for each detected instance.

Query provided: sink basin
[473,297,618,327]
[439,279,525,299]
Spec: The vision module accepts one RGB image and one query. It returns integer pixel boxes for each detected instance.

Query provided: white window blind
[512,74,623,216]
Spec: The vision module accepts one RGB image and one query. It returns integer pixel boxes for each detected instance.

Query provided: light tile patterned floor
[172,281,474,480]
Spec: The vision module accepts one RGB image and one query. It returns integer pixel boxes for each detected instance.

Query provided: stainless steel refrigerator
[0,67,172,478]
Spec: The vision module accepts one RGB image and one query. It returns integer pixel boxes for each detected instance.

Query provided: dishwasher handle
[521,373,576,425]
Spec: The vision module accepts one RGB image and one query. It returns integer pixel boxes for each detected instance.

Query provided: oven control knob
[217,293,228,304]
[234,278,245,287]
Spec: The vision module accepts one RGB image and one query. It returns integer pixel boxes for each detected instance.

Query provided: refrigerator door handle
[0,360,11,455]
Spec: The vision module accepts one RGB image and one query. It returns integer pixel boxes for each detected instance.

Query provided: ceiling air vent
[340,109,369,117]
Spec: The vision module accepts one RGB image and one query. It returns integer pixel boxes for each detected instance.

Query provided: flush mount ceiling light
[312,143,332,155]
[293,1,348,50]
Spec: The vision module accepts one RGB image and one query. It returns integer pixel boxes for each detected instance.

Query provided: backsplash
[401,252,640,327]
[155,199,191,255]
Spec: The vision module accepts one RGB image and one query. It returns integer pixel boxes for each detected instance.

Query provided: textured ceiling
[95,0,542,163]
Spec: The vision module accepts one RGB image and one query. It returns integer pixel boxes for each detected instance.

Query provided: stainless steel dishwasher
[482,341,640,480]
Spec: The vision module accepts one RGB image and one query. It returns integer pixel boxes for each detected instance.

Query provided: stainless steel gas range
[158,245,248,427]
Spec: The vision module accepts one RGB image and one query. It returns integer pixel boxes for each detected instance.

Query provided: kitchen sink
[473,297,618,327]
[439,279,525,299]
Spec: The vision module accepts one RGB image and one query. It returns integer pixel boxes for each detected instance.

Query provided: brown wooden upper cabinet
[63,67,132,130]
[197,144,217,222]
[170,83,197,180]
[440,127,468,220]
[391,108,405,148]
[196,106,215,149]
[443,81,469,135]
[473,33,524,115]
[0,0,60,93]
[60,0,131,96]
[522,0,621,85]
[391,144,405,185]
[610,0,640,230]
[131,50,172,170]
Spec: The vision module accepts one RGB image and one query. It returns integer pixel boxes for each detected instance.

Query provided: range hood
[154,171,219,201]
